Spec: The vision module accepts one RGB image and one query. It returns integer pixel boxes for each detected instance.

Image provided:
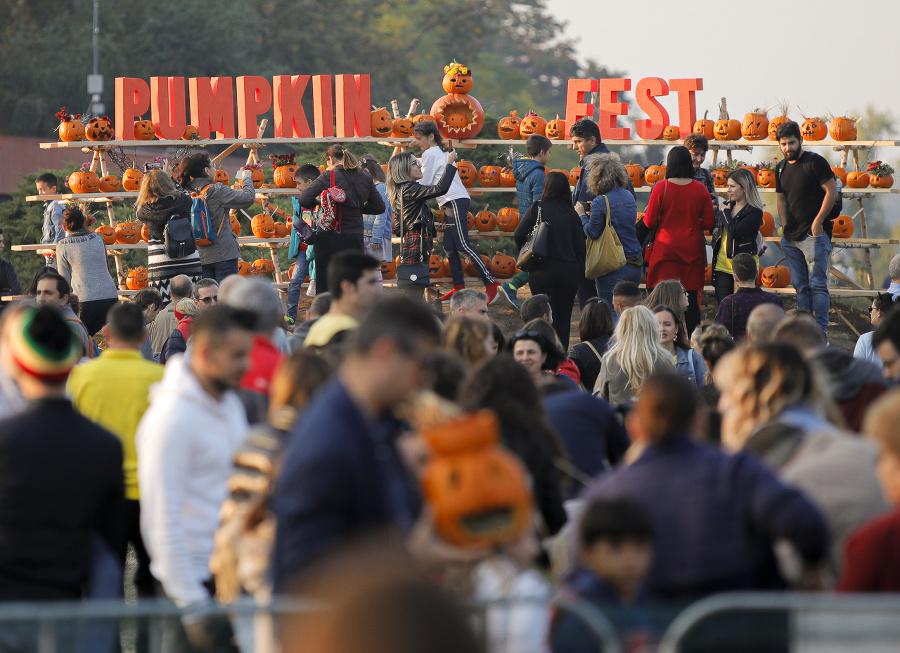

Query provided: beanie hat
[8,306,81,382]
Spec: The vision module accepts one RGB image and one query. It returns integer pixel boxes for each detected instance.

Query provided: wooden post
[97,151,127,289]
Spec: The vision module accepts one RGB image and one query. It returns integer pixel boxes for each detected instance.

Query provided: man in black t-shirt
[775,120,839,333]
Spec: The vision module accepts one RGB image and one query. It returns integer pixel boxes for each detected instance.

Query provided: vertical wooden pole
[97,150,127,289]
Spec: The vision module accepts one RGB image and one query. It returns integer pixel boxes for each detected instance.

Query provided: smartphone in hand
[447,139,454,151]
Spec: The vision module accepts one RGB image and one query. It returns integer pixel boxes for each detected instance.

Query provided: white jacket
[137,354,248,606]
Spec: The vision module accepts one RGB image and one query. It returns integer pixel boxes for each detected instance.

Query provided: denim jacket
[363,182,392,240]
[41,200,64,245]
[675,346,708,387]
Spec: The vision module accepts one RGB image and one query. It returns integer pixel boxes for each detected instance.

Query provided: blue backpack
[190,184,223,246]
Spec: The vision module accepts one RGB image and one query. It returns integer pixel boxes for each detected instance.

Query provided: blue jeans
[595,264,643,320]
[781,235,832,333]
[200,258,239,283]
[286,254,311,320]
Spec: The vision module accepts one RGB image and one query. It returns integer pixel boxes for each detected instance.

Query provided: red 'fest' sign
[115,75,703,141]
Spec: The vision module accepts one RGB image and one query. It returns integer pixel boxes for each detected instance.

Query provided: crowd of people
[0,118,899,653]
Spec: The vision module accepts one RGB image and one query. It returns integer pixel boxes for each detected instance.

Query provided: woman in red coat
[640,146,715,333]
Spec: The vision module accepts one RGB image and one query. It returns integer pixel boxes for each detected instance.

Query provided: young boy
[551,497,656,653]
[286,164,322,323]
[683,133,719,213]
[35,172,65,267]
[504,134,553,307]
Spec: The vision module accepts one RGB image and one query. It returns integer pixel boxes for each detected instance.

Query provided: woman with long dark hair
[514,171,586,349]
[174,152,255,282]
[568,297,614,390]
[638,146,716,334]
[297,144,386,294]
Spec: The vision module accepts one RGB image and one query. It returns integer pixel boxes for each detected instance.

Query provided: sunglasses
[199,295,218,304]
[513,330,542,340]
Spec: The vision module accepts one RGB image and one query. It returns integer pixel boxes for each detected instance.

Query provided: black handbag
[516,202,550,272]
[164,215,196,259]
[397,191,431,287]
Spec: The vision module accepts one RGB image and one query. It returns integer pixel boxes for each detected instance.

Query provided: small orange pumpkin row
[693,113,859,142]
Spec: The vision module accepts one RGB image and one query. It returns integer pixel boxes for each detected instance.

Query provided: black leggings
[313,231,365,294]
[528,265,582,350]
[713,269,735,305]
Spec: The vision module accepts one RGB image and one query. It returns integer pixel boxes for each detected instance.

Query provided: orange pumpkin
[499,167,517,188]
[251,214,277,238]
[714,119,741,141]
[430,93,485,139]
[800,117,827,141]
[429,254,444,279]
[94,225,117,245]
[831,167,848,185]
[497,207,520,232]
[478,166,501,187]
[134,120,156,140]
[288,262,295,279]
[498,110,522,140]
[829,116,857,142]
[692,111,715,139]
[456,161,477,188]
[870,174,894,189]
[662,125,680,141]
[761,261,791,288]
[474,209,497,231]
[421,411,532,548]
[274,165,298,188]
[371,107,394,136]
[546,115,566,140]
[230,211,241,235]
[644,165,666,186]
[625,161,645,188]
[411,113,436,126]
[252,258,275,275]
[467,212,475,230]
[490,252,516,278]
[768,115,789,141]
[442,258,452,279]
[67,171,101,194]
[273,222,290,238]
[519,111,547,137]
[392,117,414,138]
[463,254,490,277]
[757,169,776,188]
[59,120,85,142]
[126,267,149,290]
[831,215,855,238]
[122,169,144,191]
[99,175,121,193]
[568,167,581,186]
[381,260,397,280]
[214,169,230,185]
[741,111,769,141]
[442,62,473,94]
[846,171,870,189]
[704,264,712,287]
[115,222,142,244]
[182,125,200,140]
[245,167,264,188]
[141,223,150,242]
[85,116,113,141]
[712,168,729,188]
[759,211,775,237]
[238,260,252,276]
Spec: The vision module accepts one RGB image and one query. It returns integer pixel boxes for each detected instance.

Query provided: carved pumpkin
[704,264,713,287]
[662,126,680,141]
[371,107,394,136]
[870,174,894,189]
[252,258,275,275]
[644,165,666,186]
[467,212,475,230]
[140,223,150,242]
[230,211,241,235]
[759,211,775,237]
[274,165,298,188]
[94,225,117,245]
[182,125,200,140]
[122,169,144,191]
[757,169,776,188]
[478,166,501,187]
[625,161,645,188]
[546,115,566,140]
[741,111,769,141]
[421,411,532,548]
[456,161,477,188]
[273,222,290,238]
[497,207,520,232]
[800,118,827,141]
[829,116,857,142]
[768,116,789,141]
[714,118,741,141]
[429,254,444,279]
[490,252,516,278]
[738,164,759,178]
[126,267,149,290]
[568,167,581,186]
[430,94,485,139]
[712,168,729,188]
[67,171,101,194]
[215,169,230,185]
[381,260,397,280]
[519,111,547,137]
[411,113,436,126]
[474,209,497,231]
[238,260,252,276]
[98,175,120,193]
[831,167,847,185]
[498,111,522,140]
[115,222,142,244]
[85,116,113,141]
[846,171,870,189]
[134,120,156,140]
[442,258,452,278]
[692,110,715,139]
[499,167,516,188]
[442,64,474,94]
[761,260,791,288]
[244,167,265,188]
[832,214,854,238]
[392,117,413,138]
[251,214,276,238]
[59,120,85,142]
[463,254,490,277]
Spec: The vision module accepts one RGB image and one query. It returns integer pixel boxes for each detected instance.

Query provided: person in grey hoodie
[174,153,256,282]
[34,272,94,359]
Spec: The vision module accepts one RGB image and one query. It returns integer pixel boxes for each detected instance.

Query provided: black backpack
[164,214,197,259]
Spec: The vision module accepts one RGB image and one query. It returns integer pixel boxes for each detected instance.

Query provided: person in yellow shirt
[68,302,164,626]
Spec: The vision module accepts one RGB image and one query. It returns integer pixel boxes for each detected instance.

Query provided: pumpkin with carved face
[59,120,85,142]
[546,115,566,140]
[800,118,827,141]
[251,214,277,238]
[411,113,435,126]
[430,94,485,140]
[568,167,581,186]
[496,207,519,232]
[442,62,474,94]
[456,161,477,188]
[498,111,522,140]
[490,252,516,278]
[519,111,547,137]
[99,175,120,193]
[693,111,715,139]
[741,112,769,141]
[757,169,776,188]
[832,215,854,238]
[214,169,230,185]
[761,263,791,288]
[115,222,142,244]
[392,118,414,138]
[625,161,645,188]
[141,223,150,242]
[830,116,857,142]
[274,165,298,188]
[662,126,680,141]
[467,212,475,230]
[273,222,290,238]
[381,261,397,280]
[85,116,113,141]
[67,171,101,194]
[122,169,144,192]
[252,259,275,275]
[126,267,149,290]
[644,165,666,186]
[243,167,264,188]
[870,173,894,189]
[712,168,729,188]
[474,209,497,231]
[94,225,117,245]
[230,211,241,235]
[134,120,156,140]
[463,254,490,277]
[714,118,741,141]
[182,125,200,140]
[429,254,444,279]
[441,258,452,278]
[768,115,789,141]
[371,107,394,137]
[478,166,501,187]
[499,167,516,188]
[238,261,252,276]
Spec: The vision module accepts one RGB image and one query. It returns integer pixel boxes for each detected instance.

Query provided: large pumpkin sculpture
[498,111,522,140]
[430,61,485,139]
[546,115,566,140]
[126,267,149,290]
[761,260,792,288]
[421,410,533,548]
[831,215,855,239]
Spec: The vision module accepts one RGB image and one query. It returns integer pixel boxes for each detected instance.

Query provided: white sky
[546,0,898,141]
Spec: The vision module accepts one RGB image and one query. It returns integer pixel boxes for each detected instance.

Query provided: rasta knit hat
[8,306,80,382]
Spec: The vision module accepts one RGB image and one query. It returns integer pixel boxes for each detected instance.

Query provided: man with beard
[775,121,839,333]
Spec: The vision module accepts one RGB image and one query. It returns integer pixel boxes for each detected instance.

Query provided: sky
[545,0,898,153]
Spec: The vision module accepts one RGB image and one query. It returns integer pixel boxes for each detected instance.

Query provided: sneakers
[440,285,465,302]
[498,283,519,308]
[283,315,295,327]
[306,279,316,297]
[486,282,502,305]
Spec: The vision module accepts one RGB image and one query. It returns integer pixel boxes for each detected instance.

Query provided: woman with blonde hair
[443,315,491,368]
[595,305,674,404]
[576,152,643,313]
[711,167,764,303]
[135,169,202,303]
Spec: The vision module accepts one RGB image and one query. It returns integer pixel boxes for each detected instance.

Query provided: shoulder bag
[164,214,196,259]
[317,170,346,233]
[516,201,550,272]
[396,190,430,287]
[584,194,626,279]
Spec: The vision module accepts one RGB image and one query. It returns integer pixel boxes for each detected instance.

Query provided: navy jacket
[582,434,829,601]
[272,379,419,591]
[513,157,546,217]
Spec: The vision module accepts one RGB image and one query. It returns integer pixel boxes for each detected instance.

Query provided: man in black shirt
[775,120,838,333]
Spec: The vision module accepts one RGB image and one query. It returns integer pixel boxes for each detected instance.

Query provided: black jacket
[0,258,22,296]
[136,192,193,241]
[298,166,386,236]
[391,164,457,237]
[712,203,763,262]
[514,197,587,268]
